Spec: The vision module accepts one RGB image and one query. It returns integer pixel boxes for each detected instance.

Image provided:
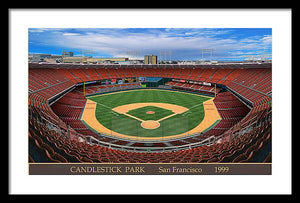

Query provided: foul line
[120,112,145,122]
[182,103,204,116]
[81,98,221,141]
[157,113,178,122]
[94,102,119,116]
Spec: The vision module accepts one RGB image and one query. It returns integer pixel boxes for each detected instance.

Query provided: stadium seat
[28,63,272,163]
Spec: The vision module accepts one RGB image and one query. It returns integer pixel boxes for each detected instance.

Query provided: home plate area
[141,120,160,129]
[112,103,188,130]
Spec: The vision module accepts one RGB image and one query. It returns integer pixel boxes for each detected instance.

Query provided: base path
[81,98,221,141]
[112,103,188,114]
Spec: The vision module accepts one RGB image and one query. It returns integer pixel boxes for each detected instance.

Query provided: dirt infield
[81,98,221,141]
[112,103,188,114]
[112,102,188,129]
[141,120,160,129]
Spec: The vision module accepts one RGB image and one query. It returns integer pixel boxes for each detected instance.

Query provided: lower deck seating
[165,81,221,95]
[29,111,271,163]
[28,64,272,163]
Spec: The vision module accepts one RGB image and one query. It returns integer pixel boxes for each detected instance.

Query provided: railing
[226,86,253,108]
[29,79,73,95]
[29,79,272,154]
[231,81,270,97]
[85,134,216,153]
[220,107,271,141]
[29,106,217,153]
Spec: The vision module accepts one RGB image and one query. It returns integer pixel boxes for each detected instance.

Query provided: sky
[28,28,272,61]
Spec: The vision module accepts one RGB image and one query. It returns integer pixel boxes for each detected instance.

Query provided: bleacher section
[165,81,221,95]
[28,63,272,163]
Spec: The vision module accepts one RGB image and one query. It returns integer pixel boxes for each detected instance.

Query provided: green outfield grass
[127,106,174,121]
[86,89,212,138]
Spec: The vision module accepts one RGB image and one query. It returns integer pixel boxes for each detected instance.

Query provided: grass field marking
[156,112,177,122]
[188,102,204,110]
[120,112,145,122]
[181,103,204,116]
[112,102,189,124]
[81,96,221,141]
[181,112,191,117]
[94,101,120,116]
[82,90,219,140]
[127,106,174,121]
[95,101,112,110]
[112,103,188,115]
[117,108,186,128]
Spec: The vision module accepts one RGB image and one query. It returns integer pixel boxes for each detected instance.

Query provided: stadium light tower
[127,50,131,60]
[201,48,214,62]
[164,50,167,62]
[127,49,140,60]
[80,49,95,57]
[134,50,141,60]
[263,54,272,61]
[169,50,173,62]
[159,50,162,63]
[159,50,166,63]
[261,47,272,61]
[241,55,257,62]
[158,49,172,63]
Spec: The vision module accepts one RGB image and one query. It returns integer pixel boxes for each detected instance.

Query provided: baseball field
[81,89,221,141]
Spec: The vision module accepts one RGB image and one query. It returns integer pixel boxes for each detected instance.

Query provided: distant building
[62,56,86,63]
[129,60,143,65]
[29,54,52,62]
[144,55,157,64]
[62,51,74,57]
[88,57,128,63]
[62,56,129,64]
[44,55,63,63]
[177,61,196,65]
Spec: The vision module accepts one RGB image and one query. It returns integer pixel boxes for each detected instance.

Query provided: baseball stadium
[28,62,272,163]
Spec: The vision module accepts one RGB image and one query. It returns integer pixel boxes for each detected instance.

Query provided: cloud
[29,28,66,33]
[28,29,46,33]
[29,28,272,60]
[261,35,272,44]
[62,33,81,36]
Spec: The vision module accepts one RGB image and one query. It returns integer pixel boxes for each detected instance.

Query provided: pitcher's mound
[146,111,155,114]
[141,120,160,129]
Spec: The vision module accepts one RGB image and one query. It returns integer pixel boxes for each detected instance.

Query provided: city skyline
[29,28,272,61]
